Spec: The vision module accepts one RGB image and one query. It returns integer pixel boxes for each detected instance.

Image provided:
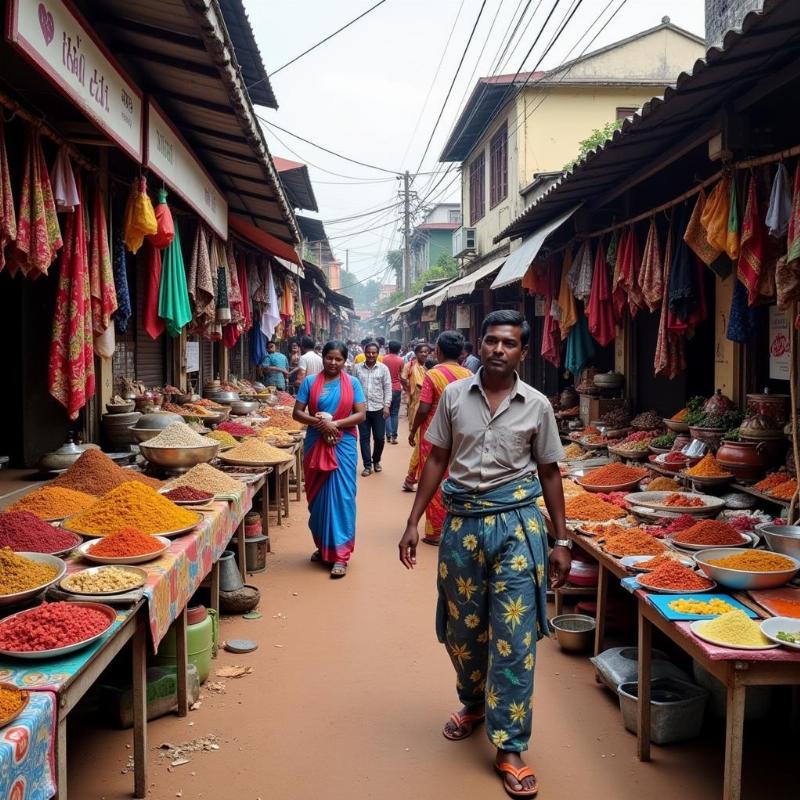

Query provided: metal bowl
[128,426,166,444]
[133,412,183,430]
[664,418,690,433]
[230,400,260,416]
[0,552,67,607]
[758,524,800,559]
[138,441,220,470]
[213,391,241,405]
[549,614,596,652]
[105,402,135,414]
[694,547,800,590]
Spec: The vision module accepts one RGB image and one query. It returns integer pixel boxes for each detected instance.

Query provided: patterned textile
[0,119,17,271]
[587,237,615,347]
[212,237,231,324]
[188,224,215,333]
[122,176,157,254]
[403,358,428,483]
[787,165,800,264]
[606,230,618,268]
[567,240,593,301]
[655,219,686,379]
[621,225,643,316]
[639,218,664,312]
[48,176,95,420]
[158,221,192,337]
[260,263,281,338]
[540,262,561,368]
[111,209,132,333]
[88,184,116,333]
[436,475,550,753]
[8,129,62,277]
[50,146,79,212]
[727,278,760,343]
[738,174,765,305]
[684,189,721,265]
[766,163,792,237]
[555,248,577,340]
[611,228,628,322]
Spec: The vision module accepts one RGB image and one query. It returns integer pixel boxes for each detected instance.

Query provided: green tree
[410,252,459,295]
[387,249,403,286]
[338,270,380,308]
[563,119,623,171]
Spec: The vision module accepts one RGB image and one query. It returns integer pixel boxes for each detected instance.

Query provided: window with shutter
[489,122,508,208]
[469,151,485,225]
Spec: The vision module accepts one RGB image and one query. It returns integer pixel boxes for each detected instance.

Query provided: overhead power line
[323,201,403,225]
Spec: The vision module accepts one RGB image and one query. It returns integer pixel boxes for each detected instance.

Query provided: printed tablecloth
[0,691,56,800]
[673,620,800,661]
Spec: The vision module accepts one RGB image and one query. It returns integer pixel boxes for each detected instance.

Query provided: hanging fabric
[9,129,62,277]
[726,175,741,260]
[294,282,306,327]
[149,188,174,249]
[260,262,281,339]
[280,275,294,318]
[587,237,616,347]
[620,225,643,316]
[48,175,94,419]
[0,119,17,272]
[668,203,697,323]
[111,205,131,333]
[684,189,721,266]
[556,248,577,340]
[737,173,765,305]
[606,230,618,270]
[211,237,230,325]
[142,241,164,340]
[727,278,760,343]
[87,185,116,360]
[568,240,593,301]
[158,221,192,337]
[639,218,664,312]
[611,227,628,322]
[565,312,595,377]
[303,294,313,335]
[237,254,252,331]
[249,318,266,366]
[188,224,215,333]
[766,163,792,238]
[50,147,80,212]
[655,218,686,379]
[540,262,561,368]
[701,176,731,254]
[222,243,244,348]
[122,176,157,254]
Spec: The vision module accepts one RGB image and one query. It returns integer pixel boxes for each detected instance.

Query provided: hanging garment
[737,174,765,305]
[655,219,686,379]
[787,165,800,264]
[587,238,615,347]
[568,240,594,301]
[50,147,80,212]
[556,248,577,340]
[620,225,643,316]
[212,237,231,324]
[226,243,243,326]
[727,278,760,343]
[776,255,800,310]
[148,188,174,249]
[249,318,266,367]
[303,294,313,335]
[158,221,192,337]
[48,176,95,419]
[260,262,281,338]
[565,312,595,377]
[0,119,17,272]
[684,189,721,266]
[766,163,792,237]
[188,224,215,331]
[540,262,561,368]
[111,207,131,333]
[143,241,164,340]
[122,177,157,254]
[701,176,731,254]
[294,282,306,327]
[611,227,628,322]
[668,204,697,323]
[237,254,251,331]
[606,230,618,269]
[9,129,62,277]
[639,219,664,312]
[726,176,741,260]
[280,276,294,318]
[88,184,116,339]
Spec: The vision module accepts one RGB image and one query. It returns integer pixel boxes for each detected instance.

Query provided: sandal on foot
[330,562,347,578]
[442,710,485,741]
[422,535,441,546]
[494,763,539,798]
[310,550,322,563]
[401,482,416,492]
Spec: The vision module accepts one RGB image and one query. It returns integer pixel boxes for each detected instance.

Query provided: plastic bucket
[155,606,218,683]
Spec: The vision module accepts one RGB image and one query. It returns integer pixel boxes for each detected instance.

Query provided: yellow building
[441,18,706,263]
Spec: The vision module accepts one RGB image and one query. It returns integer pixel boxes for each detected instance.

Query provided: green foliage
[377,289,406,312]
[338,270,380,308]
[563,119,623,171]
[387,249,403,285]
[409,254,459,296]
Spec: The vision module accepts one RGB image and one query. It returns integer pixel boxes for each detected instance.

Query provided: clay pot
[703,389,736,416]
[688,426,726,452]
[559,387,579,409]
[746,389,790,427]
[716,440,770,483]
[740,413,784,440]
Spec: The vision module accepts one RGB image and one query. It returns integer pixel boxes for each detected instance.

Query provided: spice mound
[217,421,258,438]
[668,598,736,615]
[0,511,79,553]
[224,439,294,465]
[51,450,162,496]
[144,423,214,449]
[685,453,732,478]
[601,528,666,557]
[639,561,713,591]
[167,464,243,495]
[663,493,705,508]
[565,493,626,522]
[206,430,237,448]
[696,610,771,647]
[8,487,96,519]
[754,472,791,493]
[66,482,198,536]
[0,684,26,720]
[672,520,745,547]
[62,567,144,594]
[89,528,165,558]
[0,548,59,594]
[706,551,796,572]
[0,602,112,652]
[261,409,302,431]
[646,477,680,492]
[580,463,647,487]
[562,443,586,460]
[163,486,214,503]
[770,478,798,501]
[636,553,688,570]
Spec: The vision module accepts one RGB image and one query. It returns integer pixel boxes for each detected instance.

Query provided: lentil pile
[89,528,164,558]
[224,438,294,465]
[672,520,745,546]
[707,551,796,572]
[0,511,79,553]
[0,684,26,719]
[0,602,111,652]
[51,450,162,496]
[66,482,198,536]
[0,548,59,594]
[8,487,96,519]
[564,493,626,521]
[696,609,771,647]
[167,463,244,495]
[144,423,213,449]
[639,561,713,591]
[62,567,144,594]
[581,463,647,487]
[602,528,666,557]
[685,452,732,478]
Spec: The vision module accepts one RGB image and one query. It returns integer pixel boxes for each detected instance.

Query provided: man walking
[261,341,290,391]
[354,342,392,476]
[462,342,481,373]
[399,310,571,798]
[382,340,404,445]
[295,335,323,388]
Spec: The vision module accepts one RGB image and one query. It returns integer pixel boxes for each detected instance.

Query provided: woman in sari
[401,341,430,491]
[293,340,366,578]
[408,331,471,545]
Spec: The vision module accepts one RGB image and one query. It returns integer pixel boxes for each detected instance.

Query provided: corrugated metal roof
[496,0,798,243]
[274,158,318,212]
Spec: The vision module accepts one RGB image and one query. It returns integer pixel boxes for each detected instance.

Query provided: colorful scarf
[88,184,116,334]
[587,238,615,347]
[567,240,593,301]
[111,207,131,333]
[188,224,215,333]
[766,163,792,238]
[158,221,192,337]
[655,218,686,379]
[143,241,164,340]
[556,248,577,340]
[639,218,664,312]
[0,119,16,271]
[122,176,157,254]
[684,189,721,266]
[737,174,765,306]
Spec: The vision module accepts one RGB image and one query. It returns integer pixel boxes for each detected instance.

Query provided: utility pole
[403,170,411,294]
[345,248,349,275]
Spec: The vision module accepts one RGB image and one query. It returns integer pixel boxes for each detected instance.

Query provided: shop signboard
[185,341,200,374]
[7,0,143,160]
[455,305,471,329]
[145,99,228,239]
[768,305,791,381]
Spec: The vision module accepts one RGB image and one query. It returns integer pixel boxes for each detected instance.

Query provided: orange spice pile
[754,472,791,493]
[580,463,647,487]
[663,493,705,508]
[770,478,798,501]
[672,519,744,546]
[565,493,626,522]
[685,453,731,478]
[601,528,666,557]
[639,561,713,591]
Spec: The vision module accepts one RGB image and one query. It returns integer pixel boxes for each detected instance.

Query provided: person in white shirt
[295,335,323,388]
[353,342,392,476]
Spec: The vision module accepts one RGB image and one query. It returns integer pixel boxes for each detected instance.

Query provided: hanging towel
[568,240,594,301]
[48,175,94,419]
[148,188,174,249]
[611,227,628,322]
[0,119,17,272]
[766,163,792,237]
[620,225,643,316]
[655,219,686,379]
[122,176,157,254]
[587,238,616,347]
[556,248,577,340]
[142,241,164,339]
[639,219,664,312]
[88,184,116,337]
[9,129,62,277]
[50,147,80,212]
[158,221,192,337]
[261,262,281,338]
[111,207,131,333]
[188,224,215,330]
[726,176,740,260]
[684,189,721,266]
[701,177,731,254]
[565,312,595,377]
[737,174,765,305]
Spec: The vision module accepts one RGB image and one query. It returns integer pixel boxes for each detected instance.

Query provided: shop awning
[447,255,506,298]
[229,216,303,267]
[422,283,451,309]
[491,205,581,289]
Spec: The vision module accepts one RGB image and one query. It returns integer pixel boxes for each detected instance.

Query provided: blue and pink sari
[298,373,365,563]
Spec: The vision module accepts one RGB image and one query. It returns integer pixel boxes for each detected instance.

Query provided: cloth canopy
[229,215,301,266]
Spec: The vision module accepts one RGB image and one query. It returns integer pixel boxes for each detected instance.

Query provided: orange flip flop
[442,710,485,741]
[494,762,539,798]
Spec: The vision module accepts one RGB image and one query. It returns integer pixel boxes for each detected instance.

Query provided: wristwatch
[554,539,572,550]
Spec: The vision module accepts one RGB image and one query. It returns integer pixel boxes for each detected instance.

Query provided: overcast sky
[244,0,705,287]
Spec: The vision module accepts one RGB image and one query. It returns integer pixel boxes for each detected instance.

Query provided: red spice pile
[217,421,258,438]
[163,486,214,503]
[639,561,713,591]
[0,602,111,651]
[0,511,78,553]
[672,519,744,546]
[581,463,647,486]
[661,514,699,534]
[663,493,705,508]
[89,528,164,558]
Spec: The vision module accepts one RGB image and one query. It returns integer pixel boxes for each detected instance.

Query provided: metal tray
[0,553,67,607]
[77,536,170,565]
[62,511,202,539]
[60,566,147,595]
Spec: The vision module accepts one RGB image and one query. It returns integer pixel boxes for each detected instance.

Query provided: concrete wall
[424,203,460,224]
[705,0,764,47]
